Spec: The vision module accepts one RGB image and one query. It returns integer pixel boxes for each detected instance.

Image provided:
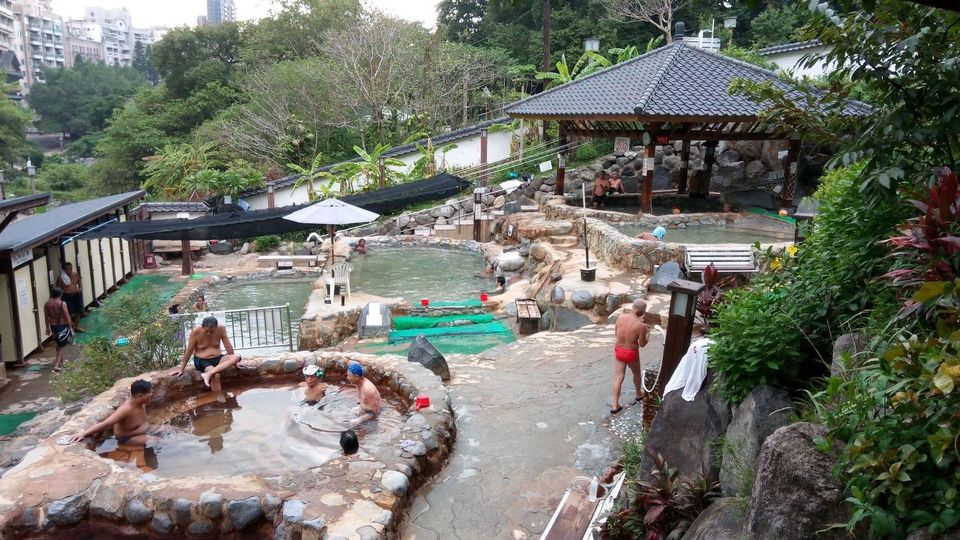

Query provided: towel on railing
[663,337,713,401]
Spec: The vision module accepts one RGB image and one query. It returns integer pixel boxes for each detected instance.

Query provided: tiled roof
[506,41,868,120]
[758,40,824,56]
[0,190,144,252]
[240,117,510,197]
[134,201,211,213]
[0,193,50,216]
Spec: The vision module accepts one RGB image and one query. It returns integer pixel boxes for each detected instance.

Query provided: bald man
[611,299,650,414]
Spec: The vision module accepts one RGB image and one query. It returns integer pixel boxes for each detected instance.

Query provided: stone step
[549,235,579,247]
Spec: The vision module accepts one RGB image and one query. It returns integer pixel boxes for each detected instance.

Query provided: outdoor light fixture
[723,16,737,29]
[583,37,600,52]
[26,159,36,194]
[657,279,706,397]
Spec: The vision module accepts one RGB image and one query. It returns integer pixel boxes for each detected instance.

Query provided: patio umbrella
[283,198,379,265]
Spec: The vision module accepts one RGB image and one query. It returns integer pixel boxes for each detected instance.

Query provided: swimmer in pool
[300,365,328,406]
[69,380,154,445]
[636,226,667,242]
[347,362,381,426]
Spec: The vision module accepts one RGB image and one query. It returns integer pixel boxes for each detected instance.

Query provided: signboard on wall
[538,161,553,173]
[10,249,32,268]
[614,137,631,154]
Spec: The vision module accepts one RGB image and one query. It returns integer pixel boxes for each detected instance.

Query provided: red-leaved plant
[882,168,960,318]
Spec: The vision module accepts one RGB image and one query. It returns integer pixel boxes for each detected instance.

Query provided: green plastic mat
[388,321,513,343]
[427,299,482,308]
[393,314,494,330]
[746,207,797,225]
[0,412,37,436]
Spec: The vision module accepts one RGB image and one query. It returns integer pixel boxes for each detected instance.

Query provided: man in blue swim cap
[347,361,382,426]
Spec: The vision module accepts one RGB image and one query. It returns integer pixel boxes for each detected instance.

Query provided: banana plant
[331,144,407,193]
[404,133,458,179]
[288,152,333,202]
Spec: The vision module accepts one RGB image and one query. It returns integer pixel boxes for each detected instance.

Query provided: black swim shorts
[193,355,223,372]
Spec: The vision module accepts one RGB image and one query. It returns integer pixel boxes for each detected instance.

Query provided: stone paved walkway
[403,323,664,540]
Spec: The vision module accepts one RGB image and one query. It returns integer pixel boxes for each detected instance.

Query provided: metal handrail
[185,304,296,352]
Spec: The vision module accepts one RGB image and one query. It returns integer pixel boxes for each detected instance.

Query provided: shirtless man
[171,316,240,392]
[346,362,381,426]
[637,226,667,242]
[300,365,328,406]
[55,262,85,332]
[69,380,153,445]
[43,288,73,371]
[611,299,650,414]
[592,171,610,209]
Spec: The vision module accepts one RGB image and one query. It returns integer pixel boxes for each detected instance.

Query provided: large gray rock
[497,251,525,272]
[381,470,410,496]
[281,500,306,524]
[151,513,174,534]
[745,160,767,182]
[570,290,595,310]
[681,498,744,540]
[641,376,731,483]
[648,262,684,293]
[201,492,223,518]
[831,332,868,376]
[124,499,153,525]
[721,385,793,497]
[551,285,565,304]
[552,307,592,331]
[228,496,264,530]
[358,302,392,339]
[207,241,232,255]
[408,335,450,381]
[746,422,848,539]
[47,494,88,526]
[605,294,624,314]
[503,201,521,215]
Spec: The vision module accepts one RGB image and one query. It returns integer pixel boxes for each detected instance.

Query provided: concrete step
[548,235,579,247]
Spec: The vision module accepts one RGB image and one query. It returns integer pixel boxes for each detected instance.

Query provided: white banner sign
[539,160,553,172]
[614,137,631,154]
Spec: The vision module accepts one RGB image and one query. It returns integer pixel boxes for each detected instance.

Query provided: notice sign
[16,278,29,308]
[614,137,631,155]
[643,157,656,174]
[539,160,553,173]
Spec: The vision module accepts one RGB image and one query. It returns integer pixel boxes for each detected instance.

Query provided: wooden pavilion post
[480,127,489,187]
[678,139,691,194]
[781,139,801,208]
[642,137,656,214]
[180,238,193,276]
[378,156,386,189]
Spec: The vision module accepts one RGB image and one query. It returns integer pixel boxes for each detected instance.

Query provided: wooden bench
[516,298,541,334]
[256,255,318,269]
[684,245,758,276]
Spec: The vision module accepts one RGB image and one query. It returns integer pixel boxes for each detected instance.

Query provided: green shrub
[709,164,906,402]
[575,140,602,162]
[52,287,182,401]
[254,235,281,252]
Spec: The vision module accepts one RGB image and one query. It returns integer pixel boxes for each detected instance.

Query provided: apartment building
[206,0,235,24]
[10,0,64,92]
[65,8,167,67]
[0,0,16,55]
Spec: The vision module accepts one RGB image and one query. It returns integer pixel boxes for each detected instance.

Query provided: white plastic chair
[328,261,353,302]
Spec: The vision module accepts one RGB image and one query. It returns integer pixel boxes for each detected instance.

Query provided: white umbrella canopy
[282,197,379,225]
[282,198,379,268]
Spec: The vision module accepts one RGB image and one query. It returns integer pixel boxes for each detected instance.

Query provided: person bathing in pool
[347,362,381,427]
[171,316,240,392]
[69,380,154,445]
[300,365,328,406]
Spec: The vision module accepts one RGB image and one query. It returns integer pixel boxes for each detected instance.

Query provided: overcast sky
[50,0,441,29]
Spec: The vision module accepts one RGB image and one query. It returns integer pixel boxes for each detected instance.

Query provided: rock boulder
[831,332,868,376]
[681,498,744,540]
[497,251,525,272]
[720,385,793,497]
[407,335,451,381]
[640,376,731,483]
[648,262,684,293]
[570,290,595,309]
[746,422,848,539]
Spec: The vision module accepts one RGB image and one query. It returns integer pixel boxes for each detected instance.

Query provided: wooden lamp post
[643,278,704,428]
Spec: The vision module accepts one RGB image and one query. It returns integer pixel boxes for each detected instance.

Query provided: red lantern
[420,298,429,307]
[480,293,489,302]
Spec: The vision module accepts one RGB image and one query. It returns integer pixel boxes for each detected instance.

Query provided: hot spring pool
[613,223,792,244]
[96,382,404,477]
[350,248,491,301]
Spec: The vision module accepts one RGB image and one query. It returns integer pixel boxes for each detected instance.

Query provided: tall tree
[603,0,694,43]
[151,22,243,99]
[240,0,362,64]
[132,42,160,84]
[0,82,32,163]
[27,63,147,136]
[437,0,488,43]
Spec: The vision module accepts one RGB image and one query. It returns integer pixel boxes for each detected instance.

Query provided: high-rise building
[0,0,16,55]
[65,8,167,68]
[206,0,235,25]
[11,0,65,92]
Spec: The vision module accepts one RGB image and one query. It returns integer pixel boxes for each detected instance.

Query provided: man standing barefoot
[172,316,240,392]
[611,299,650,414]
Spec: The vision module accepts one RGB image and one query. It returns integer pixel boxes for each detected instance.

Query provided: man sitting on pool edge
[171,316,240,392]
[347,362,382,426]
[69,380,154,446]
[301,365,328,406]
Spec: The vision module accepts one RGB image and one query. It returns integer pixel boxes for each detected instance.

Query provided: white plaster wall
[242,127,520,210]
[766,45,835,79]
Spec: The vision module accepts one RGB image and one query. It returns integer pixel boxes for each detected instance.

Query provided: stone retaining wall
[0,351,454,540]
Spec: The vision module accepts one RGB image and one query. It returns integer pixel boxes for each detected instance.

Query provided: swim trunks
[64,292,84,315]
[302,400,319,406]
[614,346,640,363]
[193,355,223,372]
[116,434,135,444]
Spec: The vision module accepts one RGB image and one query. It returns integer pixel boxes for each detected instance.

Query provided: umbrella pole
[328,224,337,267]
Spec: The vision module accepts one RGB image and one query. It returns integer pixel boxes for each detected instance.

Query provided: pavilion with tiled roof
[506,24,869,212]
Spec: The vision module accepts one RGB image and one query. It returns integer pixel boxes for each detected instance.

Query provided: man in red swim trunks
[611,299,650,414]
